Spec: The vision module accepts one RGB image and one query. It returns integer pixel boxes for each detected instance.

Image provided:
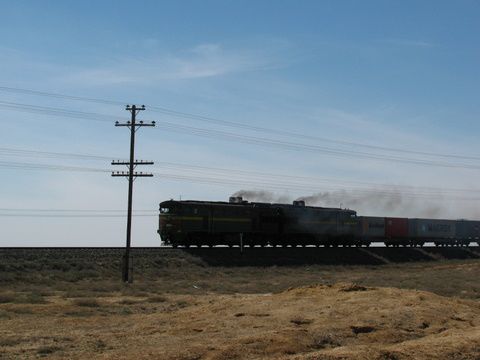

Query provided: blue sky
[1,1,480,246]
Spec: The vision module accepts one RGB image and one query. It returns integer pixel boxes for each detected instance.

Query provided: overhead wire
[0,146,480,196]
[0,208,156,218]
[2,158,480,201]
[0,214,156,217]
[1,85,479,161]
[2,101,480,170]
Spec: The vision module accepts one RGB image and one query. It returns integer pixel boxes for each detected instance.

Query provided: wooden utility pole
[112,105,155,283]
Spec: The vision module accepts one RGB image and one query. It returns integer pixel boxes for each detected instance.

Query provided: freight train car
[357,216,385,242]
[384,217,409,246]
[455,220,480,246]
[409,218,456,246]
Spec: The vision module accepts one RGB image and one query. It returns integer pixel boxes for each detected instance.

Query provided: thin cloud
[61,43,283,86]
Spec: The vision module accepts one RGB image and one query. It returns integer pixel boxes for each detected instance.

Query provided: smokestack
[229,196,244,204]
[293,200,305,207]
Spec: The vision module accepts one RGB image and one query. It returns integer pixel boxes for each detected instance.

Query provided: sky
[1,0,480,246]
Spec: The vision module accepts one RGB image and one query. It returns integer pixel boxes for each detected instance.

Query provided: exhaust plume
[232,189,454,218]
[232,190,291,204]
[296,190,443,218]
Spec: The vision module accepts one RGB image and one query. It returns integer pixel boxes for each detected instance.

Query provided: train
[157,197,480,248]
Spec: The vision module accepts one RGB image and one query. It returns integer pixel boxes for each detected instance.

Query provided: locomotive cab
[158,200,180,246]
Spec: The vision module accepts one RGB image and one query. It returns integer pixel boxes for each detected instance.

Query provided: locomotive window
[160,207,170,213]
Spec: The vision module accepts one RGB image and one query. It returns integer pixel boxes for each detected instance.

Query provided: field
[1,248,480,359]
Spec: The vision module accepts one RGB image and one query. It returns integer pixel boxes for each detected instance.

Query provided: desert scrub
[37,345,62,356]
[15,292,47,304]
[9,307,34,314]
[146,295,167,303]
[64,270,100,282]
[118,298,140,305]
[0,292,16,303]
[73,298,100,307]
[0,337,22,347]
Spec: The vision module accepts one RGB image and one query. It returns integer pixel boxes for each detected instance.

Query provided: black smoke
[232,189,444,218]
[232,190,291,204]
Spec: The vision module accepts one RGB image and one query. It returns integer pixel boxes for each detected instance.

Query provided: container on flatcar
[358,216,385,240]
[455,220,480,245]
[409,218,456,243]
[385,217,408,238]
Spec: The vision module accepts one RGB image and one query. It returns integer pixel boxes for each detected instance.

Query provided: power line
[0,160,110,173]
[0,207,156,217]
[0,208,155,212]
[1,85,479,161]
[0,147,114,161]
[4,101,480,170]
[1,145,479,195]
[0,214,156,218]
[3,157,480,199]
[0,100,114,122]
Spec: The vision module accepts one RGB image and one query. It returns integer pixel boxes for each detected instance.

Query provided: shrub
[0,337,22,347]
[0,293,15,303]
[18,292,47,304]
[73,298,100,307]
[118,298,139,305]
[37,346,61,355]
[10,307,33,314]
[146,295,167,303]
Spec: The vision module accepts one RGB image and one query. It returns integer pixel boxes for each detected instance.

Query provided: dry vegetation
[0,248,480,359]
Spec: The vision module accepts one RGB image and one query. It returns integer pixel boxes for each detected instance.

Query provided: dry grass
[73,298,100,307]
[2,248,480,299]
[146,295,167,303]
[0,248,480,359]
[1,284,479,359]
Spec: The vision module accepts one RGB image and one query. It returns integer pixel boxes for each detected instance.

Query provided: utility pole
[112,105,155,283]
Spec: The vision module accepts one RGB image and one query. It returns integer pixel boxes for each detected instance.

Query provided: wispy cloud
[61,43,283,86]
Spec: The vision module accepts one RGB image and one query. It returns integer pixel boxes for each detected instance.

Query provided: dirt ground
[1,249,480,359]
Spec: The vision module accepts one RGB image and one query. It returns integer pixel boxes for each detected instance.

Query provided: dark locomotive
[158,197,480,247]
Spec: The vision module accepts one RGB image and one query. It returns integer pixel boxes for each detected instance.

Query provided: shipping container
[358,216,385,239]
[456,220,480,242]
[409,218,456,240]
[385,217,408,239]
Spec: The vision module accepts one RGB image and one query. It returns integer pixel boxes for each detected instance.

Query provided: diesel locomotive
[157,197,480,248]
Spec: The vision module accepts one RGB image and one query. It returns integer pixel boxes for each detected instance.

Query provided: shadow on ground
[183,247,480,266]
